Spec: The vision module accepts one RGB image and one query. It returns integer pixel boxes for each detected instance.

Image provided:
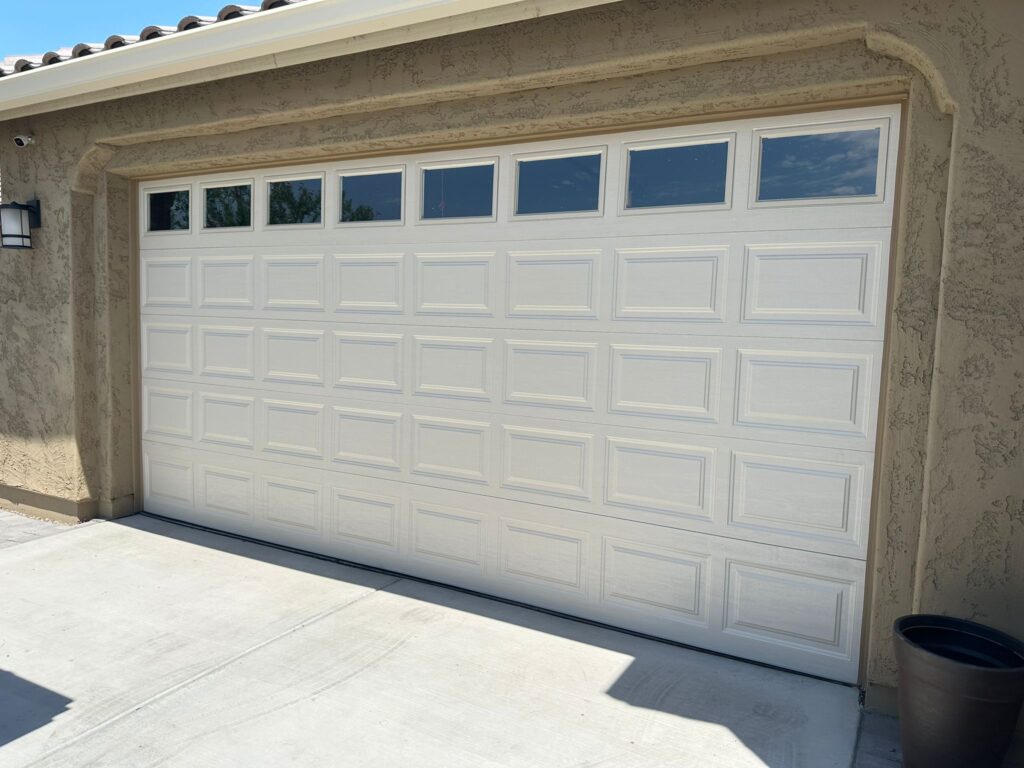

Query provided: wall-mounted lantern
[0,200,42,249]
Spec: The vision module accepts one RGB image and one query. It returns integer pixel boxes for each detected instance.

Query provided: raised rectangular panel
[262,329,325,386]
[605,437,714,520]
[334,254,404,314]
[412,502,484,567]
[501,519,585,590]
[198,256,255,309]
[330,488,398,548]
[602,538,708,622]
[507,250,599,318]
[743,243,879,325]
[198,326,255,379]
[143,386,193,439]
[198,393,255,448]
[263,255,325,311]
[262,475,322,533]
[199,466,254,518]
[724,561,854,657]
[730,452,864,546]
[143,323,193,374]
[416,253,493,316]
[735,350,871,435]
[504,341,596,410]
[501,426,592,500]
[332,406,402,470]
[609,345,721,421]
[333,332,403,393]
[614,246,726,320]
[261,399,323,458]
[412,416,491,484]
[142,257,192,308]
[145,454,194,507]
[413,336,493,401]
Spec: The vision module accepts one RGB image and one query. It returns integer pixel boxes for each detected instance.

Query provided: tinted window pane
[341,172,402,222]
[758,128,880,201]
[516,154,602,215]
[422,165,494,219]
[626,142,728,209]
[204,184,252,228]
[148,190,189,231]
[268,178,322,225]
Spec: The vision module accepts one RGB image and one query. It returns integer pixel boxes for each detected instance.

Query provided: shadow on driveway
[0,669,72,747]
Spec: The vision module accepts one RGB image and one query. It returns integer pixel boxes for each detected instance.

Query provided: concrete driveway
[0,515,863,767]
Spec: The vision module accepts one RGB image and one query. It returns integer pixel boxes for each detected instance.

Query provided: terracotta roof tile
[0,0,308,77]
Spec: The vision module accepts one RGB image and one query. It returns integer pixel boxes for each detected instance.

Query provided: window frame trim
[618,132,736,216]
[510,145,607,221]
[748,117,890,209]
[264,171,327,230]
[144,183,193,235]
[334,164,407,229]
[416,157,499,225]
[200,178,255,233]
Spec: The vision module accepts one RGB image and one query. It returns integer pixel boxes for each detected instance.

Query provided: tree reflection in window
[268,178,322,225]
[341,172,402,222]
[204,184,252,228]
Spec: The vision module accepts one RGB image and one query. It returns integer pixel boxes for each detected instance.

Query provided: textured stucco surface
[0,0,1021,700]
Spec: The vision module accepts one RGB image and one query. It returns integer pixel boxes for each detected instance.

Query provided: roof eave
[0,0,620,123]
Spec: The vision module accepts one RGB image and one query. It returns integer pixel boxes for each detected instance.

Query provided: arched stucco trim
[67,21,957,194]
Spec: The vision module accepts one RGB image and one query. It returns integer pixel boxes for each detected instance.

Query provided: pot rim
[894,614,1024,673]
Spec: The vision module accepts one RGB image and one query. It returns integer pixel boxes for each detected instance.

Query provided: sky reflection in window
[626,142,728,209]
[758,128,880,201]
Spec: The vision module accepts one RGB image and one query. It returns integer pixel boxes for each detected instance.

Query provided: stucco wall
[0,0,1021,703]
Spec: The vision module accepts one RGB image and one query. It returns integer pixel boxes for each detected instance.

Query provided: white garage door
[139,105,900,682]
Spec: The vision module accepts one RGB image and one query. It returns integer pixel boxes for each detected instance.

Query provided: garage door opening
[138,104,901,682]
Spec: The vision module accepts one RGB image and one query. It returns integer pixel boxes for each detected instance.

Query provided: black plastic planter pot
[893,614,1024,768]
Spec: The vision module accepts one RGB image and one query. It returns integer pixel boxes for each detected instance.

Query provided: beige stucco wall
[0,0,1021,704]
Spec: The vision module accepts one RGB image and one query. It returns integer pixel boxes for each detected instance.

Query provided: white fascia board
[0,0,620,122]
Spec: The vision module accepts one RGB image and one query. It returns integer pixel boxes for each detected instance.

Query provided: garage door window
[421,162,495,220]
[267,177,323,225]
[147,189,190,232]
[203,182,252,229]
[756,126,882,202]
[340,170,403,223]
[625,139,730,210]
[514,151,603,216]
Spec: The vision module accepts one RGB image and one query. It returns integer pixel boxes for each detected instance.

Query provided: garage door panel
[506,249,601,319]
[142,322,194,375]
[332,331,404,393]
[141,105,900,682]
[613,245,728,322]
[141,231,891,342]
[142,389,871,558]
[504,339,598,411]
[198,392,256,449]
[198,325,256,380]
[142,385,194,441]
[333,253,406,314]
[198,255,256,310]
[141,324,881,450]
[604,436,716,523]
[141,439,865,681]
[414,252,497,317]
[412,334,496,402]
